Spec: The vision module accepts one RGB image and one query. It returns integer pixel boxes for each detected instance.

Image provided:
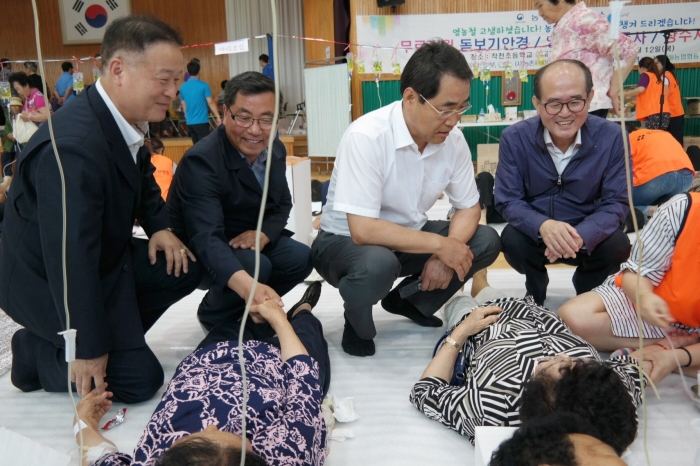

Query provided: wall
[349,0,700,119]
[0,0,228,98]
[303,0,336,65]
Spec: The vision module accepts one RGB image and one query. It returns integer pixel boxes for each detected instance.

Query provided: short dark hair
[655,55,677,80]
[0,58,9,65]
[400,40,473,101]
[24,61,38,73]
[533,59,593,100]
[100,16,183,71]
[519,359,637,455]
[9,71,31,89]
[220,79,228,90]
[546,0,576,4]
[223,71,275,108]
[259,54,269,63]
[147,137,164,154]
[489,412,603,466]
[61,62,73,72]
[154,437,266,466]
[187,60,200,76]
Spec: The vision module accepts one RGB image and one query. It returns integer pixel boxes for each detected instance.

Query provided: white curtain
[224,0,306,111]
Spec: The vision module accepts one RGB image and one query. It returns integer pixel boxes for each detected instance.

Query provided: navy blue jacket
[0,86,170,359]
[494,116,629,252]
[167,125,291,291]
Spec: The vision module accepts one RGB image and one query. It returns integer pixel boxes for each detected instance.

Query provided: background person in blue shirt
[179,60,221,143]
[54,61,74,106]
[259,54,274,80]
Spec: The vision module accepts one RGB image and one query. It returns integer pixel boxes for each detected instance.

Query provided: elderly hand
[72,354,109,398]
[452,306,502,342]
[420,255,455,291]
[149,229,196,277]
[539,220,582,262]
[76,383,113,431]
[20,112,30,122]
[229,230,270,251]
[6,132,14,141]
[249,299,286,324]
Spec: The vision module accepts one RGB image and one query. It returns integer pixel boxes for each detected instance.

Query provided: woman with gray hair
[23,61,46,98]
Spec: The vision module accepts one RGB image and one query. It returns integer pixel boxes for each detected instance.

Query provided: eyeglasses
[419,93,472,118]
[540,98,587,115]
[227,107,274,129]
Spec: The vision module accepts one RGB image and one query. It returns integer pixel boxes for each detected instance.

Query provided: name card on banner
[215,39,249,55]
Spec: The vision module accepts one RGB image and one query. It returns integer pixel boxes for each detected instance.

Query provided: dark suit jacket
[168,125,291,291]
[0,85,170,359]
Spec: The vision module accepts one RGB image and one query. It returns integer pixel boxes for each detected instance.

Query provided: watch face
[59,0,132,45]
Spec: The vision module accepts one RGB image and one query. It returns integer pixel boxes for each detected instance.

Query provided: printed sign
[356,3,700,72]
[215,39,250,55]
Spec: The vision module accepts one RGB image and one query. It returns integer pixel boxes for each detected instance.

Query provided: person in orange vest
[626,124,694,219]
[147,138,177,201]
[624,56,667,127]
[559,193,700,381]
[655,55,685,146]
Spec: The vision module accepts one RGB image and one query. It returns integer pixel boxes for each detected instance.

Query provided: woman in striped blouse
[410,277,646,455]
[559,194,700,382]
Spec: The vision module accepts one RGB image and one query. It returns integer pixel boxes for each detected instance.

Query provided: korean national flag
[60,0,131,44]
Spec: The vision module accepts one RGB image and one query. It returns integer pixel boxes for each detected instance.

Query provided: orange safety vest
[663,72,684,117]
[151,154,174,201]
[634,71,664,121]
[629,129,694,186]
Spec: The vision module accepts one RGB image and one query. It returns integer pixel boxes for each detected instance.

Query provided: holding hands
[451,306,502,344]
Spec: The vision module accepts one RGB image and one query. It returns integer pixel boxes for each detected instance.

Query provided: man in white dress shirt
[312,41,500,356]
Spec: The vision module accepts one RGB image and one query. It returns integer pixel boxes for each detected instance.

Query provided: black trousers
[666,115,684,147]
[312,222,501,340]
[197,310,331,396]
[589,108,610,118]
[501,224,631,304]
[198,236,313,331]
[11,238,203,404]
[187,123,211,144]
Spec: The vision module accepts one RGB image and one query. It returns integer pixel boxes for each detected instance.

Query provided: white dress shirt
[321,100,480,237]
[95,79,148,163]
[543,128,582,175]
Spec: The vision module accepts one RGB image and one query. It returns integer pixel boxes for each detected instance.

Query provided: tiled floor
[1,198,699,465]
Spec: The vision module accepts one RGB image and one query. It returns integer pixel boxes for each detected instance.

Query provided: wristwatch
[445,335,462,353]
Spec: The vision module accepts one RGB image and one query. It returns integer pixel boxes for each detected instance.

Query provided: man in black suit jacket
[0,17,201,404]
[168,71,312,331]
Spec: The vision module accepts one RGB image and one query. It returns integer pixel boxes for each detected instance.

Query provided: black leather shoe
[287,281,322,320]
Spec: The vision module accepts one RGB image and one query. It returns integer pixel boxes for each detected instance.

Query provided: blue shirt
[240,148,268,188]
[179,77,212,124]
[262,63,274,80]
[55,72,74,103]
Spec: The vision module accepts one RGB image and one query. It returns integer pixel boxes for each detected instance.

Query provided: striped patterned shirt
[410,297,644,442]
[595,194,696,338]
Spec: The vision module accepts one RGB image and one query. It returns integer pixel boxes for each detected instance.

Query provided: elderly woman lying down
[410,275,649,455]
[73,283,329,466]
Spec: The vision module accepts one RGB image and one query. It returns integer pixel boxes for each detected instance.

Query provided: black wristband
[679,347,692,368]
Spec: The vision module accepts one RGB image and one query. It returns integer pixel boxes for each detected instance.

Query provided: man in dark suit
[0,16,202,404]
[168,71,312,332]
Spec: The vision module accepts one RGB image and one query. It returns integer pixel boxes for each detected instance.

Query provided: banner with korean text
[356,3,700,73]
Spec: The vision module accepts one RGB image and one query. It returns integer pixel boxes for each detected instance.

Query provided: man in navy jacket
[495,59,631,305]
[168,72,312,332]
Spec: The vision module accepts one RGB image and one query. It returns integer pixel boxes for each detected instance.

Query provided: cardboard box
[477,143,499,175]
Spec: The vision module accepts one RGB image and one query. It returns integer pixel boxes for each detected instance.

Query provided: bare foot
[471,269,489,298]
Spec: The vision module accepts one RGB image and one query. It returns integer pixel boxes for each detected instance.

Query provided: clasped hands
[539,219,584,263]
[419,236,474,291]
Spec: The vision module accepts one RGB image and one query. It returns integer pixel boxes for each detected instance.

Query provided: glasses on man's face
[419,93,472,118]
[541,98,587,115]
[227,107,274,130]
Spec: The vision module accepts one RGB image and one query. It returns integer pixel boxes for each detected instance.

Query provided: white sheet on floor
[1,197,698,466]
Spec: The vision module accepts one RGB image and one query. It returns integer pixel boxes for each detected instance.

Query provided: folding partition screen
[304,64,351,158]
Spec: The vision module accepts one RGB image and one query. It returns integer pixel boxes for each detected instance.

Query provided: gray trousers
[311,222,501,339]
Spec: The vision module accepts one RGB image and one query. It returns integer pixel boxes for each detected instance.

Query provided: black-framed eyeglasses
[227,106,274,129]
[419,93,472,118]
[540,98,587,115]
